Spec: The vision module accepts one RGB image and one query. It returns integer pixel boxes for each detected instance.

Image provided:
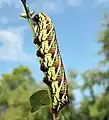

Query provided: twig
[53,113,59,120]
[47,86,59,120]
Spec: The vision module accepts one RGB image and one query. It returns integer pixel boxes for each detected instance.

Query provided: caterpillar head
[31,13,52,33]
[31,13,46,33]
[32,13,49,23]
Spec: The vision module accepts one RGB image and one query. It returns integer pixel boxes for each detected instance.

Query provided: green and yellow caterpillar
[20,0,69,112]
[31,13,69,113]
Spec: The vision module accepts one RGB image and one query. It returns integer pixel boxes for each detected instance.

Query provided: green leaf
[30,89,50,113]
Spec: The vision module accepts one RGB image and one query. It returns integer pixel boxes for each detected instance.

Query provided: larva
[32,12,69,113]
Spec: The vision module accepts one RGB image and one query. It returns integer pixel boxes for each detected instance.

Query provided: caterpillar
[31,13,69,113]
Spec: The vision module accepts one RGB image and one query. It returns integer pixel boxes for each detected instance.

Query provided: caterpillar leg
[33,36,41,46]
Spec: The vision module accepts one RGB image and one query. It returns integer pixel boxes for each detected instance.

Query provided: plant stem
[53,113,59,120]
[47,86,52,106]
[47,86,59,120]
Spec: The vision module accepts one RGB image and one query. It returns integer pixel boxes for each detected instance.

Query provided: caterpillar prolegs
[32,13,69,113]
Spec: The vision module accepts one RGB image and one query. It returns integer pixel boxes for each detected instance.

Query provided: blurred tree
[78,14,109,120]
[78,69,109,120]
[0,65,40,120]
[98,13,109,65]
[0,66,76,120]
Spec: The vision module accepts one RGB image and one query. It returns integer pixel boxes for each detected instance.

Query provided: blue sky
[0,0,108,102]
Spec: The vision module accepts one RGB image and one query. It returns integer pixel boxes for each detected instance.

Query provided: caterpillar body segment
[32,12,69,113]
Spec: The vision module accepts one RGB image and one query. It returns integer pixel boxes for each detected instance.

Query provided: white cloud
[67,0,81,7]
[0,27,33,61]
